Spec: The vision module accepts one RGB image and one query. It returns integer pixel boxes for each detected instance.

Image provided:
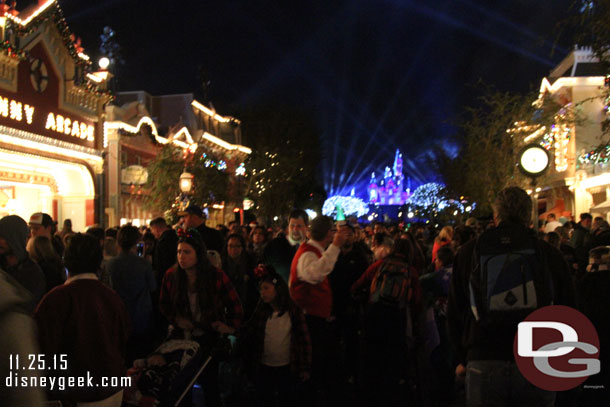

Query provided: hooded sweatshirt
[0,215,46,311]
[0,269,46,406]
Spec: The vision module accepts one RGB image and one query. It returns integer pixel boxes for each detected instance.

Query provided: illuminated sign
[0,94,95,146]
[0,97,35,124]
[45,113,94,142]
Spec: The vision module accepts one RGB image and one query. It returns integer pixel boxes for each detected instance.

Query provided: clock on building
[518,144,550,177]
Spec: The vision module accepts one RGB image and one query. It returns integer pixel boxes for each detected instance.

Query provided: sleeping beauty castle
[368,149,412,205]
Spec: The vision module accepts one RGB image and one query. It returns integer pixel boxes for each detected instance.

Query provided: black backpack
[468,228,554,327]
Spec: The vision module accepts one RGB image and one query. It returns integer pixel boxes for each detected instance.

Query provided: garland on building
[6,2,87,65]
[0,39,27,59]
[235,162,246,176]
[117,124,158,145]
[199,152,227,171]
[578,140,610,165]
[570,76,610,167]
[1,2,113,99]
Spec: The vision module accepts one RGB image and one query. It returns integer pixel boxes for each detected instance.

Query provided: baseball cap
[177,205,205,218]
[29,212,54,228]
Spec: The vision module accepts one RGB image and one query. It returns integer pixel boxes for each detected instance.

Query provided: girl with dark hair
[221,233,258,318]
[159,228,243,407]
[248,226,268,263]
[239,264,311,406]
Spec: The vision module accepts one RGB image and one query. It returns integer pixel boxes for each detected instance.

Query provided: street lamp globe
[179,171,194,194]
[98,57,110,70]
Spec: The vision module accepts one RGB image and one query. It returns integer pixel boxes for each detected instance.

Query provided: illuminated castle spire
[393,149,404,188]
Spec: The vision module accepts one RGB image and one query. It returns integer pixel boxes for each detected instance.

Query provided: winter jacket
[0,269,46,406]
[0,215,46,310]
[447,221,576,364]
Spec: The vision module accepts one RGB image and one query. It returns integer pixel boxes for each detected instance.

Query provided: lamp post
[178,171,194,211]
[518,144,550,228]
[179,171,194,194]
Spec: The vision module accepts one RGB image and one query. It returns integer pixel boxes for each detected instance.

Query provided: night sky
[54,0,575,196]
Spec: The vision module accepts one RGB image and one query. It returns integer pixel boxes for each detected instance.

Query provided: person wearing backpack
[350,238,421,405]
[447,187,576,407]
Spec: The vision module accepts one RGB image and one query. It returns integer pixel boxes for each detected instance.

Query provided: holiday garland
[579,141,610,165]
[118,124,159,145]
[1,2,112,99]
[579,79,610,165]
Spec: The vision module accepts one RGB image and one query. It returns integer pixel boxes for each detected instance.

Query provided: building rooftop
[549,45,605,80]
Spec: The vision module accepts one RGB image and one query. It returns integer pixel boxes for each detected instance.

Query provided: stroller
[122,339,211,407]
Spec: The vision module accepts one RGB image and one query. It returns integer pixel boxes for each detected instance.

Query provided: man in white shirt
[543,213,562,233]
[289,216,348,406]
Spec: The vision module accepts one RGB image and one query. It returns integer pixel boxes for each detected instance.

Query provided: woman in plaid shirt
[239,264,312,406]
[159,228,243,406]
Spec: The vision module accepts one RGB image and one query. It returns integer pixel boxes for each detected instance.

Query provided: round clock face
[519,145,549,176]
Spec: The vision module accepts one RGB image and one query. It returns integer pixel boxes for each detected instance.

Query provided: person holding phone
[106,225,156,364]
[289,216,349,405]
[136,241,145,257]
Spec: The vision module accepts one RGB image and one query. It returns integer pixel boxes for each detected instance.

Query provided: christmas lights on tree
[235,162,246,176]
[322,195,369,218]
[199,153,227,171]
[406,183,476,219]
[407,183,448,210]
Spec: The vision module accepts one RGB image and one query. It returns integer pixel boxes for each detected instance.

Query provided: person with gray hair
[289,215,349,405]
[492,186,532,226]
[264,209,310,282]
[447,186,576,407]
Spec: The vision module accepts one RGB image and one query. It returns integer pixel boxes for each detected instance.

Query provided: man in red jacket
[289,215,348,405]
[35,233,130,406]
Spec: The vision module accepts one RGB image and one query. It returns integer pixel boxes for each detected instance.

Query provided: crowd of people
[0,187,608,406]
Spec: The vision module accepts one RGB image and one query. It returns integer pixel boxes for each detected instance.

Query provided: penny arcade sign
[0,41,99,149]
[0,94,94,142]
